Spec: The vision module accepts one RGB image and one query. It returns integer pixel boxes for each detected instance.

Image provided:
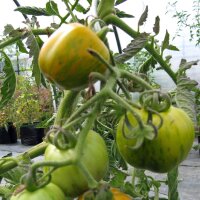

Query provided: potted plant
[13,75,53,145]
[0,103,17,144]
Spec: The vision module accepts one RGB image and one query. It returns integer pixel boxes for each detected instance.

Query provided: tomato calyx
[46,126,77,150]
[139,90,171,113]
[122,112,157,149]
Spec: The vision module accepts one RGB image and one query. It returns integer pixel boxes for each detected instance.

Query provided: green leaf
[15,6,50,16]
[167,44,179,51]
[161,30,170,53]
[46,1,60,16]
[153,16,160,35]
[0,51,16,109]
[167,167,180,200]
[115,8,134,18]
[115,0,127,5]
[3,24,14,36]
[115,33,149,63]
[138,6,148,26]
[26,34,41,86]
[110,168,127,187]
[175,59,199,123]
[16,40,28,54]
[139,56,157,73]
[86,0,92,5]
[75,4,90,14]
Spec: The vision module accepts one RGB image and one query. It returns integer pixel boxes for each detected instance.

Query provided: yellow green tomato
[38,23,110,91]
[44,130,109,197]
[116,106,195,173]
[10,183,66,200]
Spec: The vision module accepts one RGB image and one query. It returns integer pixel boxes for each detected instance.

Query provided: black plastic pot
[0,122,17,144]
[20,123,45,146]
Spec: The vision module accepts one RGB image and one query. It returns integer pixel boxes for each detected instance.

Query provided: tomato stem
[77,162,99,189]
[109,90,144,129]
[59,0,79,25]
[97,0,115,19]
[54,90,80,126]
[63,0,78,22]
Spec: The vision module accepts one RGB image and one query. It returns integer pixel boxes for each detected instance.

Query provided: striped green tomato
[38,23,110,90]
[10,183,66,200]
[116,106,195,173]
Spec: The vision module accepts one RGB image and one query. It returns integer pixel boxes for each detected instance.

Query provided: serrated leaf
[16,40,28,54]
[15,6,50,16]
[115,0,127,5]
[153,16,160,35]
[75,4,90,14]
[26,34,41,86]
[167,44,179,51]
[115,8,134,18]
[175,87,196,122]
[3,24,14,36]
[115,33,148,63]
[46,1,60,16]
[138,6,148,26]
[175,59,199,123]
[139,56,157,73]
[0,51,16,109]
[161,30,170,53]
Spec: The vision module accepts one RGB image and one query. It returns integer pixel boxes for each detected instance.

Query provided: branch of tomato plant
[63,0,78,23]
[0,28,54,50]
[102,14,177,84]
[0,142,47,175]
[59,0,79,26]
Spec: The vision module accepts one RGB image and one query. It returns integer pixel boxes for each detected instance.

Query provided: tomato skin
[10,183,66,200]
[44,130,109,197]
[39,23,110,90]
[116,106,195,173]
[78,187,133,200]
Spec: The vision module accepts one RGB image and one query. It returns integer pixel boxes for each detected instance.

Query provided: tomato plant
[0,0,198,200]
[44,130,109,197]
[116,106,195,173]
[38,23,110,91]
[10,183,66,200]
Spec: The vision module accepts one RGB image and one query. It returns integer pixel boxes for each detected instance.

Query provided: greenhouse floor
[0,139,200,200]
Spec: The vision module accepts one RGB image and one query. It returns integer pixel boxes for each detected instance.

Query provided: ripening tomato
[78,187,133,200]
[116,106,195,173]
[38,23,110,90]
[44,130,109,197]
[10,183,66,200]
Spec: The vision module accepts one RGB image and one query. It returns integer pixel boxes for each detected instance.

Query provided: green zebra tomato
[116,106,195,173]
[38,23,110,90]
[44,130,109,197]
[10,183,66,200]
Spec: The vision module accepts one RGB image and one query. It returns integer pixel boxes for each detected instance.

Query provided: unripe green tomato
[44,130,109,197]
[10,183,66,200]
[38,23,110,90]
[116,106,195,173]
